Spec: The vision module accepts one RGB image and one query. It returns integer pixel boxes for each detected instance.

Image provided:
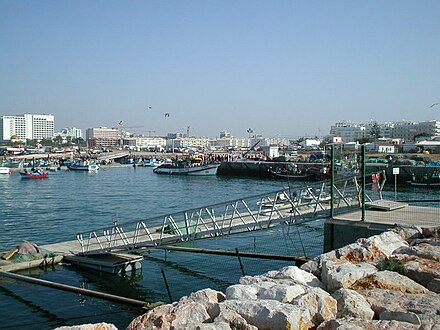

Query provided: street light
[247,128,254,139]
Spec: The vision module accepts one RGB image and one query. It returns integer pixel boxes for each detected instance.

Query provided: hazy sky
[1,1,439,138]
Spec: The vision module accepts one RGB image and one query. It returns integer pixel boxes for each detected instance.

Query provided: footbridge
[70,180,361,255]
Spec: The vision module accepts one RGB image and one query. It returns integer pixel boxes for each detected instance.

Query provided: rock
[321,260,377,292]
[293,287,337,328]
[213,309,258,330]
[226,284,259,300]
[240,265,324,289]
[226,281,305,303]
[392,226,423,241]
[394,244,440,262]
[263,266,325,289]
[185,288,226,319]
[54,324,118,330]
[300,259,320,278]
[126,299,210,330]
[409,238,440,247]
[357,231,408,258]
[427,278,440,293]
[331,288,374,319]
[316,318,423,330]
[359,288,440,325]
[351,270,429,294]
[401,256,440,287]
[219,299,302,330]
[421,226,440,238]
[379,311,421,325]
[256,282,306,303]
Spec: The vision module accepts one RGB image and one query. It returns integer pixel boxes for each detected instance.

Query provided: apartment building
[0,114,54,141]
[330,121,368,143]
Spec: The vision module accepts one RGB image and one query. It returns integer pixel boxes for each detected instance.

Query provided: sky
[1,1,439,139]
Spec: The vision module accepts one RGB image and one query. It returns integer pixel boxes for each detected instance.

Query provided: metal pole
[0,270,156,309]
[235,248,245,276]
[153,245,309,263]
[160,267,173,303]
[330,145,335,218]
[361,144,366,221]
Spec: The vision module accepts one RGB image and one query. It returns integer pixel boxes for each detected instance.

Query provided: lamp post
[247,128,253,139]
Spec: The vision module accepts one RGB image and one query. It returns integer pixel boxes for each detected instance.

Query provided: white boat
[142,158,162,167]
[67,159,100,171]
[153,160,220,176]
[0,167,11,174]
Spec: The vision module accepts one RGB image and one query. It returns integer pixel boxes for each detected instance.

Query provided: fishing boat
[153,159,220,176]
[19,169,48,179]
[67,159,100,171]
[269,164,310,181]
[0,166,11,175]
[142,157,164,167]
[409,171,440,188]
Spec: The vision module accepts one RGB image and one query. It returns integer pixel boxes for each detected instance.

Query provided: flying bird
[118,120,123,125]
[164,113,170,117]
[430,103,439,108]
[148,106,152,110]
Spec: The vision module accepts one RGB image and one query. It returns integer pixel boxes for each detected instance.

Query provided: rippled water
[0,167,317,329]
[0,167,437,329]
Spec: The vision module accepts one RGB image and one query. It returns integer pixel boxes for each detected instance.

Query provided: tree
[370,122,382,140]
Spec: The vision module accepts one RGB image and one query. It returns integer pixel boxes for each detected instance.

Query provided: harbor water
[0,166,438,329]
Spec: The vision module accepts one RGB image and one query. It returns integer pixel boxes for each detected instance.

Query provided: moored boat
[0,167,11,175]
[410,171,440,188]
[19,169,48,179]
[67,159,100,171]
[153,159,220,176]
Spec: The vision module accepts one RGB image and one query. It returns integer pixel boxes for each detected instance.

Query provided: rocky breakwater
[123,226,440,330]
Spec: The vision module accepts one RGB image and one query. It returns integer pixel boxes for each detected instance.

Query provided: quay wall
[217,161,326,177]
[323,218,394,253]
[219,161,440,183]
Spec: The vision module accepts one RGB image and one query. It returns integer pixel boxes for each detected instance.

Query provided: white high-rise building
[0,114,54,141]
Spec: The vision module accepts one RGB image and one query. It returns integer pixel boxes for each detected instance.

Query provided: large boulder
[126,299,210,330]
[394,244,440,262]
[316,318,424,330]
[351,270,429,294]
[398,255,440,288]
[356,231,408,258]
[55,324,118,330]
[240,266,324,289]
[293,287,337,328]
[331,288,374,320]
[218,299,302,330]
[321,260,377,292]
[359,288,440,325]
[185,288,226,319]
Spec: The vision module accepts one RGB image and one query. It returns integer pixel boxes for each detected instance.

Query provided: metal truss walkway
[75,182,349,255]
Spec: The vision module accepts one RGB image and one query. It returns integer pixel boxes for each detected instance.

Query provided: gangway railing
[75,173,388,254]
[77,182,351,254]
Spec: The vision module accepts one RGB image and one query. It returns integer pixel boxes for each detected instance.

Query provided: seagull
[430,103,439,108]
[164,113,170,117]
[118,120,123,125]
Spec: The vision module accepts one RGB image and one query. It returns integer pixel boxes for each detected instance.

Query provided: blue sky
[1,1,439,138]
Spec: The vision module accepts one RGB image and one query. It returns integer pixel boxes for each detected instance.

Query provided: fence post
[361,144,366,221]
[330,145,335,218]
[235,248,245,276]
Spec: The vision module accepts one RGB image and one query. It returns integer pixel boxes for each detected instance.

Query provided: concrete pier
[324,202,439,252]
